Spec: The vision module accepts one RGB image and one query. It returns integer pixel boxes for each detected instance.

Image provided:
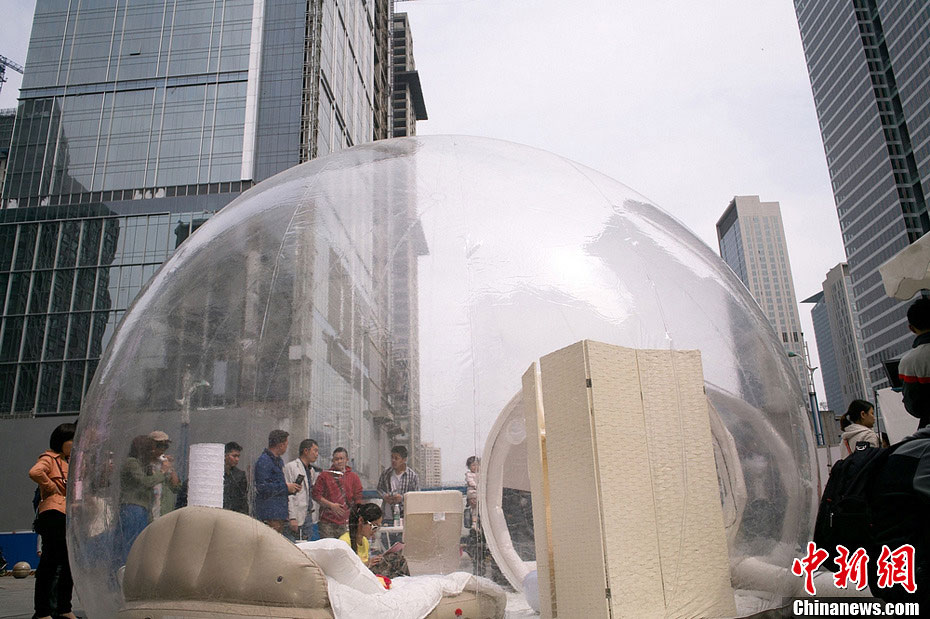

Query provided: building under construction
[0,0,428,530]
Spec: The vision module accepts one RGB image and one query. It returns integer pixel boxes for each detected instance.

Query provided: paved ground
[0,573,536,619]
[0,573,86,619]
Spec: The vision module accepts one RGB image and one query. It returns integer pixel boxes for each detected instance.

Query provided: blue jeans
[117,503,149,566]
[302,521,319,541]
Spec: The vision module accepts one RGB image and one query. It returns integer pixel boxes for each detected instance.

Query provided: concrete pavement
[0,573,85,619]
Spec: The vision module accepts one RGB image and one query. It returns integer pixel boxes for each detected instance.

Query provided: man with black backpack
[816,426,930,605]
[868,426,930,605]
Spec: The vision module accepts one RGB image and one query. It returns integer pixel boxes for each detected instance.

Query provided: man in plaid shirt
[377,445,419,524]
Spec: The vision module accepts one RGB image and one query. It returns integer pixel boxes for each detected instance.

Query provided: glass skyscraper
[795,0,930,389]
[0,0,412,419]
[803,263,870,415]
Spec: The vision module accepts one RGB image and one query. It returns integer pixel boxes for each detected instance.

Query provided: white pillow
[296,539,385,594]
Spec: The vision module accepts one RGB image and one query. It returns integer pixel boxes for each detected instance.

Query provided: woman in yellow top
[340,503,409,580]
[340,503,381,567]
[29,422,77,619]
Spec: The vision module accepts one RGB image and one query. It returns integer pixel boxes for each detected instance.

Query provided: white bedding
[297,539,505,619]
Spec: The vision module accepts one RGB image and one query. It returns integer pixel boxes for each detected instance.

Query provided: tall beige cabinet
[522,340,736,618]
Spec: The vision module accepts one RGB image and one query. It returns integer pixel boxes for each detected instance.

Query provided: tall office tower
[384,10,428,466]
[0,1,425,464]
[794,0,930,390]
[802,291,843,414]
[802,265,871,416]
[417,441,442,488]
[716,195,810,391]
[822,263,871,411]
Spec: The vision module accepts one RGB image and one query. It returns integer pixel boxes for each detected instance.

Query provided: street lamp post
[789,348,825,447]
[176,374,212,484]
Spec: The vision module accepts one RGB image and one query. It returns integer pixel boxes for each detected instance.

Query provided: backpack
[31,486,41,532]
[813,439,911,572]
[31,453,57,532]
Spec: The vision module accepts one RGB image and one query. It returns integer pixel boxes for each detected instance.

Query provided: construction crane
[0,54,25,99]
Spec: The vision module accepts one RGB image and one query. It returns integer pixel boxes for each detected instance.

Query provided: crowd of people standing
[27,420,487,614]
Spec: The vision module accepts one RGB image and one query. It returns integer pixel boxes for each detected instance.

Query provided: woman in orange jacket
[28,422,77,619]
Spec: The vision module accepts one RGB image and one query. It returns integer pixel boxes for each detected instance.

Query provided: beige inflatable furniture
[120,506,504,618]
[403,490,465,576]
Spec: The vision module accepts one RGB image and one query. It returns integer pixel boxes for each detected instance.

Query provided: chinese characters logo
[792,542,916,596]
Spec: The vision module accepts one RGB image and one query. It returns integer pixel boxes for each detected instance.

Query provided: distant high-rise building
[823,263,871,410]
[391,12,427,138]
[794,0,930,390]
[417,441,442,488]
[716,195,809,390]
[803,290,843,414]
[803,264,871,415]
[381,10,428,467]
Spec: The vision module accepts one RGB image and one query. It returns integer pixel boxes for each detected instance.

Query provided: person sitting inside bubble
[341,503,409,583]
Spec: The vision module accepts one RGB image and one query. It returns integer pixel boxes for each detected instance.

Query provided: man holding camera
[284,438,320,540]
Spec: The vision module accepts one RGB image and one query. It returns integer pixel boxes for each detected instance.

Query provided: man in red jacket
[311,447,363,538]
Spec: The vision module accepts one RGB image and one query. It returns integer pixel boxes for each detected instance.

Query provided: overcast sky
[397,0,847,408]
[1,0,848,474]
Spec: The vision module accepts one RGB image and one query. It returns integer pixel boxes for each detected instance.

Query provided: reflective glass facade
[0,109,14,198]
[0,195,238,415]
[805,291,842,413]
[0,0,407,418]
[6,0,253,199]
[795,0,930,389]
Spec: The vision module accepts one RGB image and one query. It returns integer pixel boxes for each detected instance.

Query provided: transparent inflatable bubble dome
[69,136,817,617]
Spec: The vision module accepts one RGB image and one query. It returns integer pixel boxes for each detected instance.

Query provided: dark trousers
[318,521,348,539]
[34,509,73,617]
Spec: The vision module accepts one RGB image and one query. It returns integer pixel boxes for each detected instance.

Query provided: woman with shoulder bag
[840,399,881,455]
[29,422,77,619]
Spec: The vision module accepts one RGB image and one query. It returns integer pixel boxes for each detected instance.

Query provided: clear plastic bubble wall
[68,136,817,616]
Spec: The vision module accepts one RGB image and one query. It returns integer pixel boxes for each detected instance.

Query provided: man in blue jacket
[254,429,299,533]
